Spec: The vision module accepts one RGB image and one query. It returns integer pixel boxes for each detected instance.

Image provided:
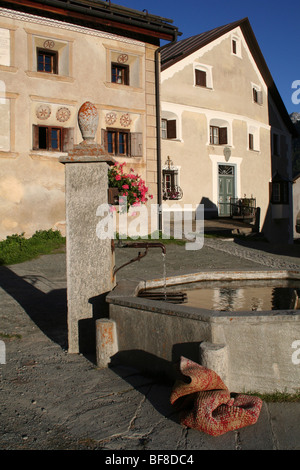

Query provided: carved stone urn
[78,101,99,143]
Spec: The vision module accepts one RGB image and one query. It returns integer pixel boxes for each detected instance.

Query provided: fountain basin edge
[106,269,300,394]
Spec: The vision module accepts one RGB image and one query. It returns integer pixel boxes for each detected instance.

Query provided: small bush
[0,229,66,266]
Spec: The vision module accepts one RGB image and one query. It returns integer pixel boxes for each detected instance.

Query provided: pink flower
[122,184,129,189]
[115,175,121,181]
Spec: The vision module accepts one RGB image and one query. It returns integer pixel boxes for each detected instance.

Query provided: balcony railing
[163,185,183,200]
[230,197,257,219]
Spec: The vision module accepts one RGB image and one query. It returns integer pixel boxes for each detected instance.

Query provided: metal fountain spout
[113,241,166,278]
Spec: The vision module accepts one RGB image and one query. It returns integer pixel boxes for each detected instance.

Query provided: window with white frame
[231,35,242,57]
[209,118,230,146]
[194,64,213,89]
[248,125,260,152]
[161,111,179,140]
[252,84,263,105]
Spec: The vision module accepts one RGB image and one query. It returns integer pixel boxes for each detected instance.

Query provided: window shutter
[130,132,143,157]
[257,90,263,105]
[249,133,254,150]
[219,127,228,145]
[62,128,74,152]
[101,129,108,151]
[232,40,237,54]
[195,69,207,87]
[280,135,286,158]
[167,120,177,139]
[32,125,39,150]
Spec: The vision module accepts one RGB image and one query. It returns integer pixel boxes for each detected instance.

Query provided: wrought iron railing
[230,198,257,219]
[163,185,183,200]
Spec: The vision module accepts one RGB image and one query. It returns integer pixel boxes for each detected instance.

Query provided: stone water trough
[105,268,300,395]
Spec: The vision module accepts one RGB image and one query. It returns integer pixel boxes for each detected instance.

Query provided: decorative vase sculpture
[78,101,99,143]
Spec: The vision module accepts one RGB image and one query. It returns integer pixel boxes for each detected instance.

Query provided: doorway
[218,165,235,216]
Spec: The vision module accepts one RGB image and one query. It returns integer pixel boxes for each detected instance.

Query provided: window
[270,173,289,205]
[210,126,228,145]
[232,39,237,55]
[195,69,207,87]
[249,133,254,150]
[161,119,177,139]
[273,133,279,156]
[253,86,263,105]
[271,182,289,204]
[231,35,242,57]
[162,158,183,200]
[107,129,129,155]
[194,64,213,89]
[32,125,74,152]
[111,62,129,85]
[102,128,142,157]
[37,48,58,74]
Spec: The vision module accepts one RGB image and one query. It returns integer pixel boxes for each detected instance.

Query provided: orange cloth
[170,357,263,437]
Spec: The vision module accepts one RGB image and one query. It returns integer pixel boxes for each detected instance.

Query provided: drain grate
[138,291,188,304]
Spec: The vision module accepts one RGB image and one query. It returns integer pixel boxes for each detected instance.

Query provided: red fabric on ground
[170,357,263,437]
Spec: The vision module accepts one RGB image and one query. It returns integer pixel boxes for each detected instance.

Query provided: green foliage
[0,229,66,266]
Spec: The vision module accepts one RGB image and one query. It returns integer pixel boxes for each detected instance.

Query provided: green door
[218,165,235,216]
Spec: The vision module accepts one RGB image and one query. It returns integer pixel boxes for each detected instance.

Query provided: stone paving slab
[0,239,300,451]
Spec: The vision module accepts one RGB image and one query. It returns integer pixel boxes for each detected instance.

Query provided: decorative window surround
[105,46,144,92]
[25,28,74,82]
[252,82,263,105]
[193,63,213,89]
[0,24,17,71]
[209,118,232,147]
[231,34,242,58]
[161,107,182,141]
[0,91,19,158]
[248,124,260,152]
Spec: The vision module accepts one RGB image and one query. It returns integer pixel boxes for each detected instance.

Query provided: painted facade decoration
[160,18,297,243]
[0,0,178,239]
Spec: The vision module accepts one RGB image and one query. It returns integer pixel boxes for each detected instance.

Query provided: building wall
[160,27,292,242]
[0,7,158,239]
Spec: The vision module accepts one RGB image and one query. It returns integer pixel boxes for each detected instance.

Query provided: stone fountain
[60,102,116,355]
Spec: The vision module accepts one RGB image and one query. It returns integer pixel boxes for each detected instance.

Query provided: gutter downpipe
[155,33,178,232]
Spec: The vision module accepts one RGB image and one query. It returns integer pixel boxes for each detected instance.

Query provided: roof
[1,0,180,44]
[161,17,296,137]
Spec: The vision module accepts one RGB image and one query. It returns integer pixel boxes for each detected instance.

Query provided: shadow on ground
[0,265,68,349]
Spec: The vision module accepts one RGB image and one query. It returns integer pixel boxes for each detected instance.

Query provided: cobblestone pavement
[0,238,299,451]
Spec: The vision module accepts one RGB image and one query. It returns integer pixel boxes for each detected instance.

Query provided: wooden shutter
[101,129,108,151]
[195,69,207,87]
[62,128,74,152]
[257,90,263,105]
[232,40,237,54]
[219,127,228,145]
[280,135,286,158]
[249,133,254,150]
[32,125,40,150]
[167,120,177,139]
[130,132,143,157]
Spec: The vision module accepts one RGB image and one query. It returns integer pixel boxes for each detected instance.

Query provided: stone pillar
[60,102,116,354]
[199,342,229,386]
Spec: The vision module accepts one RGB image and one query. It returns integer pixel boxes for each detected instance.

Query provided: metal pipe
[113,241,166,277]
[155,34,179,232]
